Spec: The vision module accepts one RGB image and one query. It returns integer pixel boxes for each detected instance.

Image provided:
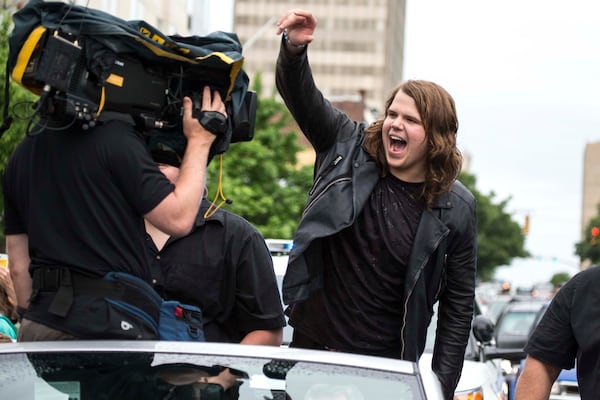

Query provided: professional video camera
[1,0,256,159]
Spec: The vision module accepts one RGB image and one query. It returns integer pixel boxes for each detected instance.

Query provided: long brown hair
[363,80,462,208]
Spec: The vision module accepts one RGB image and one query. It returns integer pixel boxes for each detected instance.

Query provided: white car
[419,353,507,400]
[421,304,509,400]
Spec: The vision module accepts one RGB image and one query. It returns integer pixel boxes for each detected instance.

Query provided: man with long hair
[275,10,477,400]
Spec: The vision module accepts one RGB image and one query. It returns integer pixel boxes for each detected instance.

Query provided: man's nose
[391,118,404,130]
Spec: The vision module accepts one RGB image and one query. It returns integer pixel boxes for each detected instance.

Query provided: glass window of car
[0,342,432,399]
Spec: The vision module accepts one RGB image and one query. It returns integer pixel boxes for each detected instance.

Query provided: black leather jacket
[276,42,478,400]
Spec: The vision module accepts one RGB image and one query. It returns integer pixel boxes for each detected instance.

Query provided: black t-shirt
[524,265,600,400]
[3,120,174,280]
[146,200,286,343]
[288,175,424,357]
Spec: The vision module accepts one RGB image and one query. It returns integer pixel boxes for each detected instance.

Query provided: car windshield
[495,311,539,337]
[0,342,426,400]
[483,297,512,323]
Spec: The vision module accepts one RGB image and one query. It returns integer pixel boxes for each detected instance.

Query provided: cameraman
[3,86,225,341]
[145,132,286,346]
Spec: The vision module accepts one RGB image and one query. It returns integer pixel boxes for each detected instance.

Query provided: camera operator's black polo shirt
[3,119,174,281]
[146,199,286,343]
[524,265,600,400]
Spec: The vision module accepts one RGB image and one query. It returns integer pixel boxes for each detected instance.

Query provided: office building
[233,0,407,116]
[73,0,191,35]
[581,141,600,238]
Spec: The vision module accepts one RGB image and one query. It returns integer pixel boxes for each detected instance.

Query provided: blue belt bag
[159,300,205,341]
[104,272,205,341]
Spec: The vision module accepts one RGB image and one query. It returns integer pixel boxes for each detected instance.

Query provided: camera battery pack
[35,34,82,92]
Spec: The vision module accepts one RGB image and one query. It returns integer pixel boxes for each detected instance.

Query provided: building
[21,1,406,117]
[188,0,234,36]
[73,0,191,35]
[233,0,407,116]
[47,1,406,167]
[581,142,600,239]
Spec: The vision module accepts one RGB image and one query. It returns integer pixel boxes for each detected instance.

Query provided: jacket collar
[432,191,454,210]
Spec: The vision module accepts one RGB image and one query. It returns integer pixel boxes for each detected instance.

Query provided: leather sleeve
[432,189,478,400]
[275,39,359,153]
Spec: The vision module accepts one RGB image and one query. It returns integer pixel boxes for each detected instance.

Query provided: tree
[206,75,313,239]
[550,272,571,289]
[574,203,600,264]
[459,172,529,281]
[0,9,38,250]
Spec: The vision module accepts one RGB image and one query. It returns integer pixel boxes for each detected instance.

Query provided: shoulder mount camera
[3,0,256,158]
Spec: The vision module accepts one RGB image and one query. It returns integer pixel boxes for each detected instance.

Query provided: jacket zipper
[308,154,343,196]
[304,177,351,216]
[399,233,447,359]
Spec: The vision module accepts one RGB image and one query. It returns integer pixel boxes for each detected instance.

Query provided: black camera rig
[3,0,256,157]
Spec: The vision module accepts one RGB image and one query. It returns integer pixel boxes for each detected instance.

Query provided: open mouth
[389,135,407,153]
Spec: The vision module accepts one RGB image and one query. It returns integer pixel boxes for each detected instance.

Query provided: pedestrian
[515,265,600,400]
[0,266,18,341]
[0,265,17,324]
[145,131,286,345]
[3,83,223,340]
[275,10,477,400]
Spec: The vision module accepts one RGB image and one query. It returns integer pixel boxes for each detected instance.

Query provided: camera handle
[195,110,227,136]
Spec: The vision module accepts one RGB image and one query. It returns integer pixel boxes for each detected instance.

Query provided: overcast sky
[403,0,600,283]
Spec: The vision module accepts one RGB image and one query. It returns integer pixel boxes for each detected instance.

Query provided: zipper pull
[309,155,343,195]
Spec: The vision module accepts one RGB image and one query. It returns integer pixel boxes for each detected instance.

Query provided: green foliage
[574,203,600,263]
[0,10,38,249]
[459,172,529,281]
[206,78,313,239]
[550,272,571,288]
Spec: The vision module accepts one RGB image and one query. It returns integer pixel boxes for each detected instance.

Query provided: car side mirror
[473,315,495,344]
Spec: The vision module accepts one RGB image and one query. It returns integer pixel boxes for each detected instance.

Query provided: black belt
[31,267,129,318]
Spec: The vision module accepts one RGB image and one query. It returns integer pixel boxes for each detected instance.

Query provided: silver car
[0,340,445,399]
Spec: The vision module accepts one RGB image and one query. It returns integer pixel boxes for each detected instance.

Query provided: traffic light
[591,226,599,245]
[522,215,530,235]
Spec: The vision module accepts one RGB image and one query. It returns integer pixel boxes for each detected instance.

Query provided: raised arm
[275,10,358,152]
